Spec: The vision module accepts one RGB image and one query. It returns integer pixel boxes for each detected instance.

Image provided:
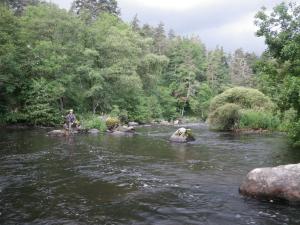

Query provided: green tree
[71,0,120,19]
[20,3,85,111]
[206,46,230,94]
[0,5,26,114]
[24,78,64,125]
[229,48,255,87]
[165,37,206,116]
[3,0,41,15]
[130,14,140,32]
[255,1,300,145]
[153,22,167,54]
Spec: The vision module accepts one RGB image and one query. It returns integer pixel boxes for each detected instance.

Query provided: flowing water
[0,124,300,225]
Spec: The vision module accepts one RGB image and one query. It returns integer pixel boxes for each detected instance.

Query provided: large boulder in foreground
[239,163,300,203]
[169,127,195,143]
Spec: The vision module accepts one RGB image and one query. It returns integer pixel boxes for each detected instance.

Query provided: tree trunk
[59,97,64,111]
[92,101,99,114]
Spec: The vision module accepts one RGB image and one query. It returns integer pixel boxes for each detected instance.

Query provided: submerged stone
[239,163,300,203]
[107,125,135,135]
[128,122,139,126]
[88,128,100,134]
[47,130,66,136]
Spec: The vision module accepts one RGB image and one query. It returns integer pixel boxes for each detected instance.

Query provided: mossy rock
[170,128,195,143]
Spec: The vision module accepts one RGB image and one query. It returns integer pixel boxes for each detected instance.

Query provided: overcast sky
[48,0,290,54]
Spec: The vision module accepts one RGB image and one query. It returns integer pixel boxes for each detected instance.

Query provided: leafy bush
[209,87,275,112]
[189,83,214,120]
[105,117,120,130]
[238,110,280,130]
[109,105,129,124]
[80,114,106,131]
[279,108,298,131]
[24,78,64,126]
[208,87,278,131]
[288,119,300,147]
[208,103,241,131]
[110,105,120,117]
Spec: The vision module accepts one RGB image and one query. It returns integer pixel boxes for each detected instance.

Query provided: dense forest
[0,0,299,146]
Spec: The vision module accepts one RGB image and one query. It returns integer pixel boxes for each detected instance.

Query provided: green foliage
[255,2,300,145]
[288,119,300,147]
[4,1,293,134]
[255,2,300,69]
[165,37,206,116]
[24,78,63,126]
[1,112,27,124]
[109,105,128,123]
[209,87,275,112]
[238,110,280,130]
[157,87,179,120]
[189,82,214,120]
[105,117,120,130]
[109,105,120,117]
[206,47,230,93]
[208,87,278,131]
[71,0,120,19]
[208,103,241,131]
[279,108,298,131]
[229,48,256,87]
[80,114,106,131]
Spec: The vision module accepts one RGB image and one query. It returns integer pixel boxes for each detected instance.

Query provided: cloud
[120,0,218,11]
[192,11,266,53]
[118,0,285,54]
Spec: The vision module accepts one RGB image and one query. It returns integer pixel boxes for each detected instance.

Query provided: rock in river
[169,127,195,143]
[88,128,100,134]
[107,125,135,135]
[47,130,66,136]
[239,163,300,203]
[128,122,139,127]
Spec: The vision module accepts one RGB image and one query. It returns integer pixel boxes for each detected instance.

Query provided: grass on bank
[78,114,107,131]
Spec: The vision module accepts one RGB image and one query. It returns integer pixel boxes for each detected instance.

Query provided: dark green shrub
[208,103,241,131]
[190,83,214,120]
[287,119,300,147]
[80,114,106,131]
[279,108,298,131]
[238,110,280,130]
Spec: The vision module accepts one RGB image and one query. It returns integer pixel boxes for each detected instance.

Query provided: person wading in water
[65,109,76,134]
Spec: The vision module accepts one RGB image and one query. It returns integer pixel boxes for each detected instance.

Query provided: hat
[69,109,73,112]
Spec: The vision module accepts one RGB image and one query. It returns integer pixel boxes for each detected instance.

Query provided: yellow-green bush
[208,87,277,131]
[105,117,120,130]
[208,103,241,130]
[209,87,275,112]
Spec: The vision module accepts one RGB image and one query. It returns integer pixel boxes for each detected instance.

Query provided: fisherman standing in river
[65,109,76,134]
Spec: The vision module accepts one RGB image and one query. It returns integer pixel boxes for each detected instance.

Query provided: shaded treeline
[0,0,299,145]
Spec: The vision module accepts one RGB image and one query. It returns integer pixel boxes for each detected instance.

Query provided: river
[0,123,299,225]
